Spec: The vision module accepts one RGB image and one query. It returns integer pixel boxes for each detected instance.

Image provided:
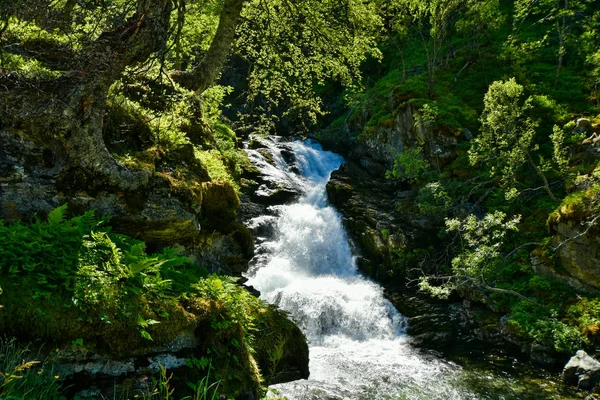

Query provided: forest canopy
[0,0,381,189]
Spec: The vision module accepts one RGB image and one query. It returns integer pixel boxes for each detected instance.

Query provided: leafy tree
[581,10,600,105]
[418,211,535,302]
[386,146,430,183]
[469,78,562,202]
[455,0,503,79]
[513,0,589,86]
[236,0,382,131]
[0,0,381,189]
[388,0,466,98]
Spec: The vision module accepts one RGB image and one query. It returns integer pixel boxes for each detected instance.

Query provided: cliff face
[545,185,600,294]
[0,128,250,274]
[321,104,462,178]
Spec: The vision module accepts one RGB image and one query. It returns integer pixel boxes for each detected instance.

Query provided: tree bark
[2,0,174,191]
[525,150,559,202]
[172,0,247,93]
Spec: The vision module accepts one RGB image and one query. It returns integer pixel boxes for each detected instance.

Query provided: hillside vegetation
[1,0,600,397]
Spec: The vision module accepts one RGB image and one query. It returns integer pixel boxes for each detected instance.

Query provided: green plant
[186,361,221,400]
[509,303,587,353]
[386,146,431,183]
[419,211,523,299]
[0,338,63,399]
[417,182,453,218]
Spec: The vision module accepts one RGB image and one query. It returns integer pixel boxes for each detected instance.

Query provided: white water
[245,138,475,399]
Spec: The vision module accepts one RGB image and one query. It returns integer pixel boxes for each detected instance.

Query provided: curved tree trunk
[62,0,173,190]
[1,0,174,191]
[171,0,248,93]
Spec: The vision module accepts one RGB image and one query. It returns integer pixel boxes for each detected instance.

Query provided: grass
[0,337,64,400]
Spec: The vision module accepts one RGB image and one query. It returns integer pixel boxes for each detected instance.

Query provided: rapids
[243,137,577,400]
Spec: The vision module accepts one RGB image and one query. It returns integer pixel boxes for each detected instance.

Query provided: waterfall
[244,138,471,399]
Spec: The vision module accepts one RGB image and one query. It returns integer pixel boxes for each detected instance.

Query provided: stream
[243,137,580,400]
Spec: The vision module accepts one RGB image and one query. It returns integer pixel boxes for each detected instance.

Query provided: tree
[236,0,382,131]
[513,0,588,86]
[469,78,561,202]
[455,0,503,81]
[581,10,600,105]
[1,0,175,190]
[0,0,381,189]
[390,0,465,98]
[418,211,538,303]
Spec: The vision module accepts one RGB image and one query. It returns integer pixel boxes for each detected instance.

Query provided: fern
[46,204,67,226]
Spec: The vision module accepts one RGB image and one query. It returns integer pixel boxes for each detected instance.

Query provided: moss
[547,184,600,230]
[103,100,154,155]
[112,217,201,248]
[201,181,240,232]
[252,306,309,385]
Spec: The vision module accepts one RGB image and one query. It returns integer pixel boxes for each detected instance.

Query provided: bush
[386,146,430,183]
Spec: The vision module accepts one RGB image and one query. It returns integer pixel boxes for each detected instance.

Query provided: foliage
[469,78,566,201]
[0,205,195,341]
[237,0,383,131]
[0,338,63,400]
[419,211,521,299]
[387,0,467,98]
[0,205,299,397]
[417,181,453,218]
[509,302,587,354]
[386,145,430,183]
[469,79,535,194]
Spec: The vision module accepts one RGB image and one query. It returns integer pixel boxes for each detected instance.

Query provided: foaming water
[244,138,574,400]
[244,138,473,399]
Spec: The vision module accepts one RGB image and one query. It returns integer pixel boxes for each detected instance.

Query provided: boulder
[563,350,600,391]
[577,118,593,134]
[546,186,600,293]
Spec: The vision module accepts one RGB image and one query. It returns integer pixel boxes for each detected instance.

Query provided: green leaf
[140,329,153,341]
[47,205,68,226]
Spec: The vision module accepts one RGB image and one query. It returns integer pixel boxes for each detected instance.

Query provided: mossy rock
[247,138,267,150]
[103,101,153,155]
[326,179,354,204]
[253,306,310,385]
[548,184,600,231]
[0,281,206,357]
[201,181,240,232]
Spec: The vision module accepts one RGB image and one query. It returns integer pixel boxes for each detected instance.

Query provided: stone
[577,118,594,134]
[394,189,416,199]
[547,188,600,293]
[562,350,600,390]
[530,344,557,367]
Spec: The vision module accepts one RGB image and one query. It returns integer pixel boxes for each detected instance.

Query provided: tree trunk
[399,51,407,84]
[526,150,559,202]
[171,0,247,93]
[554,20,565,87]
[65,103,151,190]
[2,0,174,191]
[428,67,435,99]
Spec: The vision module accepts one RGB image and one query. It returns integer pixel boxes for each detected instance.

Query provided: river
[243,137,579,400]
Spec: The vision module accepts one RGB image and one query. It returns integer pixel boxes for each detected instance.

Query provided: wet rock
[359,158,386,176]
[252,184,300,205]
[577,118,593,134]
[563,350,600,390]
[394,189,416,199]
[323,105,458,177]
[248,137,268,150]
[530,344,558,367]
[325,161,434,280]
